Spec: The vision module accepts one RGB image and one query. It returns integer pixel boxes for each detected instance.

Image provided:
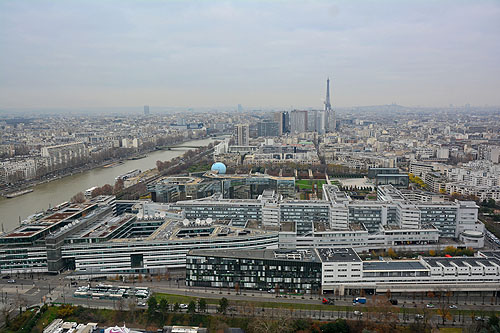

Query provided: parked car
[426,303,434,308]
[179,303,188,309]
[354,310,363,316]
[322,298,335,305]
[7,279,15,284]
[2,275,10,279]
[137,302,146,307]
[449,305,458,309]
[415,314,424,320]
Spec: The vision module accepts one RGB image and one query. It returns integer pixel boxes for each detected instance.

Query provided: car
[322,298,335,305]
[426,303,434,308]
[415,314,424,320]
[137,302,146,307]
[1,275,10,279]
[475,316,484,321]
[449,305,458,309]
[179,303,188,309]
[354,310,363,316]
[7,279,15,284]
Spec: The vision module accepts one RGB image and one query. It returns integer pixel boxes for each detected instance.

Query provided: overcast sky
[1,0,499,110]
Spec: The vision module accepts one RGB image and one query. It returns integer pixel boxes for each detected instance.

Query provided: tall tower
[235,124,249,146]
[325,77,331,111]
[325,78,336,132]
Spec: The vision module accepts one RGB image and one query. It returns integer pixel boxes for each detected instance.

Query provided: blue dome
[211,162,227,174]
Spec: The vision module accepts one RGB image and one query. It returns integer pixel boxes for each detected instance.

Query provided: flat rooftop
[316,248,362,263]
[424,257,500,268]
[364,261,427,271]
[188,248,320,263]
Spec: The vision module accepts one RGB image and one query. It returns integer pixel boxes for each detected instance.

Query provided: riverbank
[0,137,205,197]
[0,137,216,231]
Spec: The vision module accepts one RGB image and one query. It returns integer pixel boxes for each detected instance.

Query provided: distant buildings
[144,105,150,116]
[41,142,88,168]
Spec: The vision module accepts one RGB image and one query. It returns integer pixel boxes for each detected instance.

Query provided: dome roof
[211,162,227,174]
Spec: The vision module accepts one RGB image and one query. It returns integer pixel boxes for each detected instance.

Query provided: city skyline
[1,0,500,110]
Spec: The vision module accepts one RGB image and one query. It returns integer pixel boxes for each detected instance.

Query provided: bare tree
[70,192,85,203]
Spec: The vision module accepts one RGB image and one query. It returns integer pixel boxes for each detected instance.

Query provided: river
[0,137,215,232]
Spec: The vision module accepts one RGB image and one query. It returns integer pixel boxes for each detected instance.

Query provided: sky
[1,0,499,110]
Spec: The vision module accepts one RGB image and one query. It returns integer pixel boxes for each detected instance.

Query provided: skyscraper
[235,124,250,146]
[144,105,150,116]
[290,110,308,134]
[324,78,336,132]
[274,111,290,135]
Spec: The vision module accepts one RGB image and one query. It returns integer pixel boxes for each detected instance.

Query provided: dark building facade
[257,120,280,137]
[186,249,322,293]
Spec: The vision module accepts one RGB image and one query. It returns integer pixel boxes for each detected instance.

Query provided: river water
[0,137,215,232]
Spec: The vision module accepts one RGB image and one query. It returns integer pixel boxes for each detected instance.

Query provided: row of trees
[70,179,125,203]
[364,246,474,260]
[156,143,215,175]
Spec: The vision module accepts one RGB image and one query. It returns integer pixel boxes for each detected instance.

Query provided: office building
[274,111,289,135]
[235,124,250,146]
[144,105,150,115]
[186,247,500,295]
[186,248,322,293]
[257,120,280,137]
[290,110,308,134]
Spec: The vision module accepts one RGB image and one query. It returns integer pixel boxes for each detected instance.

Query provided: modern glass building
[186,248,322,293]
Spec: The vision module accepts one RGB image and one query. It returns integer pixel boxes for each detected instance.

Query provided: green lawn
[296,179,326,190]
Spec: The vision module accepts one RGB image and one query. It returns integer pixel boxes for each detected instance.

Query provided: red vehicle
[322,298,334,305]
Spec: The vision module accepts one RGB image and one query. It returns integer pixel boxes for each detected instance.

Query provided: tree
[101,184,113,195]
[57,304,75,318]
[198,298,207,313]
[444,246,457,256]
[128,299,137,321]
[218,297,229,314]
[173,302,180,312]
[0,303,14,328]
[235,282,240,295]
[248,316,294,333]
[113,178,124,194]
[147,296,158,318]
[187,300,196,314]
[70,192,85,203]
[158,298,169,322]
[387,248,397,258]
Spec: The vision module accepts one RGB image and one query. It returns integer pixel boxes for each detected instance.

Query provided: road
[1,272,496,330]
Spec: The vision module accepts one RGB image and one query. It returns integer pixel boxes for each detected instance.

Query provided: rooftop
[188,248,320,263]
[363,260,427,271]
[316,248,362,263]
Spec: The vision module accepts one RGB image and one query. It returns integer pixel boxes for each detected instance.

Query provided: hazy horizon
[1,0,499,110]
